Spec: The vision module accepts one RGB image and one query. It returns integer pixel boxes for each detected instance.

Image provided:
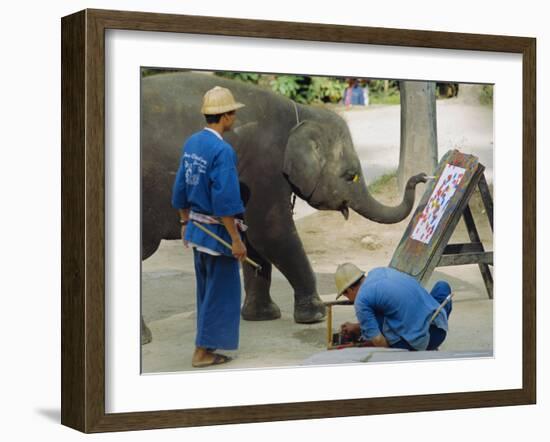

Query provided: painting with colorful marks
[411,164,466,244]
[389,150,483,279]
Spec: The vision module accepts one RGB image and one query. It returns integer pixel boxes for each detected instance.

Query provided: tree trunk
[397,81,438,194]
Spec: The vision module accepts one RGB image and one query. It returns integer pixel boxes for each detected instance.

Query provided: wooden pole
[326,305,333,348]
[191,221,262,271]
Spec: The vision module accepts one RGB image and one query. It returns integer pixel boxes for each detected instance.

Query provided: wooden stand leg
[477,174,494,232]
[463,205,493,299]
[326,305,333,349]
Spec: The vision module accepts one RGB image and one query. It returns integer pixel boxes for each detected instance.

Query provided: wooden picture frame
[61,8,536,433]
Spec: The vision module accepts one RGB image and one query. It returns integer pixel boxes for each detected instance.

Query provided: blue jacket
[355,267,448,350]
[171,129,245,256]
[344,85,365,105]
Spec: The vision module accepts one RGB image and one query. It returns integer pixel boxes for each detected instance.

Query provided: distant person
[335,263,452,350]
[172,86,247,368]
[343,78,365,107]
[361,79,370,106]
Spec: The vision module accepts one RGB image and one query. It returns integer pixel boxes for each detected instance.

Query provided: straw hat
[335,263,365,299]
[201,86,245,115]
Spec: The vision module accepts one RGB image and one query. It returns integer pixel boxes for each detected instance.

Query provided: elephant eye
[344,171,359,182]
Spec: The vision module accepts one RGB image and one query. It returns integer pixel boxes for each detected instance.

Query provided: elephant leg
[140,233,160,346]
[140,219,165,345]
[247,213,326,324]
[241,241,281,321]
[142,236,162,261]
[267,234,326,324]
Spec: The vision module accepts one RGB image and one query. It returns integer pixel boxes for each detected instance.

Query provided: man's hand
[231,237,247,262]
[371,334,389,348]
[221,215,247,262]
[340,322,361,337]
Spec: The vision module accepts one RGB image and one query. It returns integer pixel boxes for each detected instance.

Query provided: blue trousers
[388,280,452,351]
[391,325,447,351]
[193,249,241,350]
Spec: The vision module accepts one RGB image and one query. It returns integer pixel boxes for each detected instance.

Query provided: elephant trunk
[349,173,427,224]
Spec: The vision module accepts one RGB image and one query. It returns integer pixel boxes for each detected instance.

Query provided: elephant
[141,71,427,328]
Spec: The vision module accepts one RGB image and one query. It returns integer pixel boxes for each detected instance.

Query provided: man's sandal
[192,353,232,368]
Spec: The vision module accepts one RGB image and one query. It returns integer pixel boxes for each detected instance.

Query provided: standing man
[335,263,452,351]
[172,86,247,368]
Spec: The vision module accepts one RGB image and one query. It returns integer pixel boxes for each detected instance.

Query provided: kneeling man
[335,264,452,351]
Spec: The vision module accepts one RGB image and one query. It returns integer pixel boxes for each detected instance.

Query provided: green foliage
[368,79,399,94]
[214,72,347,104]
[480,85,494,105]
[366,79,401,105]
[141,68,184,77]
[269,75,304,101]
[269,76,347,104]
[369,90,401,105]
[142,68,157,78]
[367,171,397,194]
[215,72,261,84]
[306,77,347,104]
[211,71,435,106]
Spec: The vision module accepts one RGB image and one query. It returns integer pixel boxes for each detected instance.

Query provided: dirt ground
[141,99,494,373]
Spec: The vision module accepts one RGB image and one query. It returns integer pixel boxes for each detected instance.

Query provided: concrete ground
[141,240,493,373]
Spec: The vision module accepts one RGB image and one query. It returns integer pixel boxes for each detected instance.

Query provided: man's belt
[189,211,248,232]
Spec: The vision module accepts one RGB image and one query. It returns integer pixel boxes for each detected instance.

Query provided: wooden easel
[389,151,494,299]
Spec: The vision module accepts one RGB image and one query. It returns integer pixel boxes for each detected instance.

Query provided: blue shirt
[171,129,245,256]
[344,85,365,105]
[354,267,448,350]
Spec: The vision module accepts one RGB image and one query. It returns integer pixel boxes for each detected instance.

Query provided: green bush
[215,72,261,84]
[269,75,347,104]
[214,72,347,105]
[480,85,494,105]
[368,171,397,194]
[368,79,399,94]
[269,75,304,101]
[306,77,347,104]
[141,67,185,77]
[369,90,401,105]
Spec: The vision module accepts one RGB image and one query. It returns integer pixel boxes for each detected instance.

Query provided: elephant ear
[283,120,325,199]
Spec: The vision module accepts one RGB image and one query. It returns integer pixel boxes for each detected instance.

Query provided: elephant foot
[241,296,282,321]
[294,297,326,324]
